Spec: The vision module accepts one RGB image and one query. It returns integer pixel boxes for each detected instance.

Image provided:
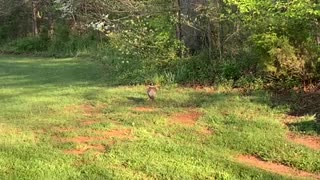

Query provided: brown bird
[147,86,157,101]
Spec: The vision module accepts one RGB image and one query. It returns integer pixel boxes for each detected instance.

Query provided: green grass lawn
[0,55,319,180]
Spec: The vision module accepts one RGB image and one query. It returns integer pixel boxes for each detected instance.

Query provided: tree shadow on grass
[288,120,320,135]
[122,90,248,110]
[0,56,108,88]
[130,89,320,135]
[271,90,320,135]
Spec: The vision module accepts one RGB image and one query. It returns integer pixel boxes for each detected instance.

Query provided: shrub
[3,36,48,53]
[168,52,216,84]
[234,75,264,90]
[251,33,307,84]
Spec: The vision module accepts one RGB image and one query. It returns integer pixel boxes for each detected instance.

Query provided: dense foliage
[0,0,319,88]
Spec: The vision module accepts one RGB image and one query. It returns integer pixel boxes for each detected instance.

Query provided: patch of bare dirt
[64,103,107,117]
[133,107,156,112]
[95,129,132,139]
[58,136,100,143]
[60,129,132,155]
[287,133,320,150]
[57,129,132,143]
[64,144,105,155]
[81,119,100,126]
[53,127,78,132]
[170,110,202,126]
[237,155,320,179]
[80,104,98,116]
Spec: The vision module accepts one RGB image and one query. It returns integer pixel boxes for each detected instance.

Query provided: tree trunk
[175,0,182,57]
[180,0,204,54]
[216,0,224,61]
[207,21,213,60]
[316,18,320,45]
[32,0,39,36]
[48,1,54,38]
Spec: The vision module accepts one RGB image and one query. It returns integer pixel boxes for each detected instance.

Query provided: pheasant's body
[147,86,157,100]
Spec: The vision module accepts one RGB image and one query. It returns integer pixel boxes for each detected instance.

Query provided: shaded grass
[287,115,320,136]
[0,55,319,179]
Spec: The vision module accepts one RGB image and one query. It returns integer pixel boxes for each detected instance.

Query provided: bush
[234,75,264,90]
[0,26,10,44]
[167,52,216,84]
[48,25,101,57]
[250,33,308,84]
[216,60,243,81]
[2,36,48,53]
[0,22,103,58]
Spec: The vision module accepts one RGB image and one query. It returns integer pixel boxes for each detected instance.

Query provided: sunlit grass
[0,55,319,179]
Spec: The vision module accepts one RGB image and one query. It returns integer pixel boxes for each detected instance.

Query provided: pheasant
[147,86,157,101]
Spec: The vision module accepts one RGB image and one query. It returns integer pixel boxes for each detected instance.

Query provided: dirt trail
[237,155,320,179]
[170,110,202,126]
[287,133,320,150]
[282,115,320,151]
